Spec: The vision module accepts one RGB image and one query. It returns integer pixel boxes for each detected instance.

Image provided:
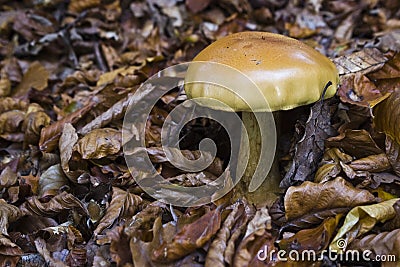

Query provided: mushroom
[184,32,339,206]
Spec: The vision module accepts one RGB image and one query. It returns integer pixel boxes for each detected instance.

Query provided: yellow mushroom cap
[184,32,339,112]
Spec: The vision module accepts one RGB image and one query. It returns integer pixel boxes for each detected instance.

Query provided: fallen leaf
[59,123,81,182]
[281,207,351,233]
[74,128,121,159]
[374,89,400,145]
[39,102,96,152]
[278,215,342,253]
[284,177,376,220]
[94,187,142,236]
[348,153,391,172]
[205,201,244,267]
[326,129,383,158]
[233,228,277,267]
[13,61,49,97]
[152,206,222,262]
[19,191,87,217]
[330,198,400,251]
[38,164,69,198]
[385,136,400,176]
[347,229,400,265]
[280,98,337,188]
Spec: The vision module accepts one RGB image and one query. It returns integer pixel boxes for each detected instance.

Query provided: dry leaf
[59,123,80,182]
[94,187,142,236]
[326,129,383,158]
[0,110,25,135]
[348,153,391,172]
[19,191,87,217]
[0,97,28,113]
[39,102,95,152]
[74,128,121,159]
[152,207,222,262]
[13,61,49,97]
[284,177,376,220]
[278,215,342,253]
[374,89,400,145]
[38,164,69,198]
[233,228,277,267]
[336,50,399,107]
[281,207,351,233]
[0,199,23,258]
[330,198,400,251]
[205,201,244,267]
[385,136,400,176]
[347,229,400,265]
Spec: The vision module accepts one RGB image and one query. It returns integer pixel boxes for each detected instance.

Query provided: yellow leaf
[330,198,400,251]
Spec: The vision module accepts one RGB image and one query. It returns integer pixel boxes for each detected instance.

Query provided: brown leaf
[0,97,28,113]
[348,153,391,172]
[348,229,400,265]
[19,191,87,217]
[326,129,383,158]
[336,50,399,107]
[332,48,388,76]
[0,110,25,135]
[68,0,101,13]
[22,107,51,148]
[79,93,133,135]
[374,89,400,145]
[233,228,277,267]
[281,207,351,233]
[74,128,121,159]
[278,215,342,253]
[0,166,18,189]
[94,187,142,236]
[0,199,23,258]
[385,136,400,176]
[284,177,377,220]
[59,123,81,182]
[152,206,222,262]
[205,202,245,267]
[280,98,337,188]
[39,102,96,152]
[13,61,49,97]
[186,0,212,13]
[38,164,69,198]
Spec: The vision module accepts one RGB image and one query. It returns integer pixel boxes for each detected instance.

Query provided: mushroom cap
[184,32,339,112]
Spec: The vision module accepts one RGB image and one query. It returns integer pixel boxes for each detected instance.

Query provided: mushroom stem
[235,111,282,207]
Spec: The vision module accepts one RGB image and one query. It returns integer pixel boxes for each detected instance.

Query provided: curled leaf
[38,164,69,198]
[326,129,383,158]
[284,177,376,220]
[347,229,400,264]
[152,207,222,262]
[374,89,400,145]
[59,123,81,182]
[74,128,121,159]
[94,187,142,236]
[330,198,400,251]
[20,191,87,217]
[348,153,391,172]
[39,102,95,152]
[13,61,49,97]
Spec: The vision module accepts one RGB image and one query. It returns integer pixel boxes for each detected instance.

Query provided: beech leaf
[374,89,400,145]
[330,198,400,251]
[74,128,121,159]
[152,207,222,262]
[94,187,142,236]
[284,177,376,220]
